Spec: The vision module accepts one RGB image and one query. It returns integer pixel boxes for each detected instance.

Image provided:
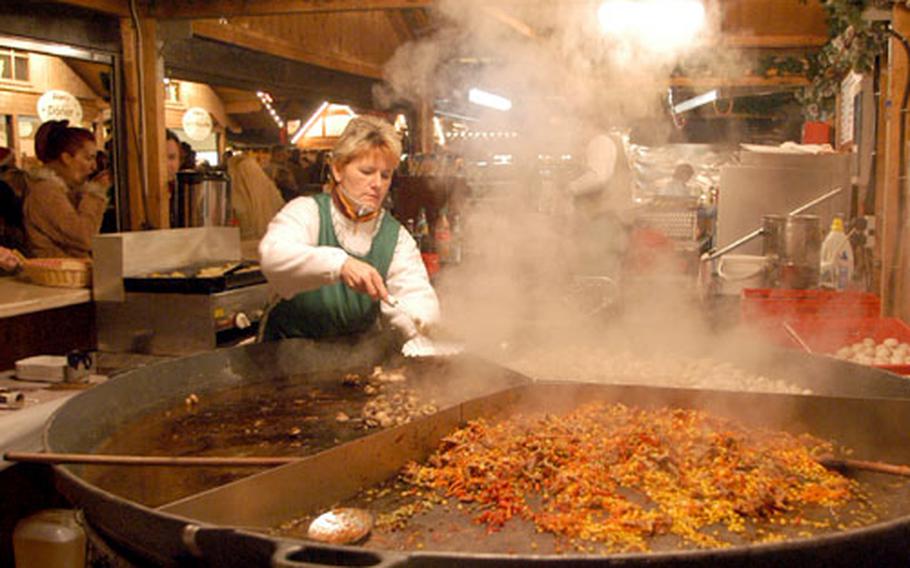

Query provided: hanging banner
[182,107,213,141]
[36,90,83,125]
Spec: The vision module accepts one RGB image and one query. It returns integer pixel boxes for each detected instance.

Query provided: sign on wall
[36,90,83,126]
[182,107,213,141]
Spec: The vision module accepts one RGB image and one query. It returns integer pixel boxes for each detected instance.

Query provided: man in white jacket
[563,130,634,276]
[258,116,439,341]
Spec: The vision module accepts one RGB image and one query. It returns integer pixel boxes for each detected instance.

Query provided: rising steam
[379,1,801,392]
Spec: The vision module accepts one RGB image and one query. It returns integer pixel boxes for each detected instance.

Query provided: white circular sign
[182,107,213,141]
[37,90,83,125]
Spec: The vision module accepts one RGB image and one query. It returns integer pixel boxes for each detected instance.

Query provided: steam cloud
[379,0,797,392]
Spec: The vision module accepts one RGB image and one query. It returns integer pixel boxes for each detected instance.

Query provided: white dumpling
[835,347,853,358]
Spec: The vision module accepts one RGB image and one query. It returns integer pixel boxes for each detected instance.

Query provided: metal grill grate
[638,209,698,240]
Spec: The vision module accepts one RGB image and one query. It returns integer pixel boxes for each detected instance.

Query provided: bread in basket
[20,257,92,288]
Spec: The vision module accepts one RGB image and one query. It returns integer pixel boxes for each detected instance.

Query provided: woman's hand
[340,257,388,301]
[92,170,112,188]
[0,247,21,271]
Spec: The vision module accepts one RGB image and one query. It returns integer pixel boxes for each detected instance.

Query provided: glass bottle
[451,213,463,264]
[415,207,431,253]
[435,207,452,263]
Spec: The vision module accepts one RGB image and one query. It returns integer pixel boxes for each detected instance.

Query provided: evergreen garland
[797,0,892,119]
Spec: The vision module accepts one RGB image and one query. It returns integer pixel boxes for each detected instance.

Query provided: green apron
[262,193,401,340]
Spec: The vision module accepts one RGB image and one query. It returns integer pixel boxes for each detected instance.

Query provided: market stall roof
[38,0,833,145]
[47,0,828,86]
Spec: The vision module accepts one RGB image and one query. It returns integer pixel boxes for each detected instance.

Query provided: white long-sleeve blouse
[258,196,440,338]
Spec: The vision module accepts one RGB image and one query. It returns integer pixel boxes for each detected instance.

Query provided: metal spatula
[384,295,463,358]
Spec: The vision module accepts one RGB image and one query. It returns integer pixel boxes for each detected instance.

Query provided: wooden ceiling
[48,0,832,141]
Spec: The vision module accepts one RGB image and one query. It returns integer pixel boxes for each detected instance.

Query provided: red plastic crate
[747,320,804,350]
[740,288,880,323]
[785,316,910,375]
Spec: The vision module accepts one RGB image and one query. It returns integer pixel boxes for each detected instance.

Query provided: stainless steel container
[761,214,821,289]
[786,215,821,289]
[761,214,786,287]
[172,170,232,228]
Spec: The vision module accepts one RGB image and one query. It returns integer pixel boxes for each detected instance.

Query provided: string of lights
[445,131,518,139]
[256,91,285,129]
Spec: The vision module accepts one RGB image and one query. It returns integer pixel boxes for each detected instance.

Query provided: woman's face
[60,141,98,185]
[331,148,395,212]
[166,139,181,183]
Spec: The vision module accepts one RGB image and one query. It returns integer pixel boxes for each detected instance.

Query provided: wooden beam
[883,5,910,317]
[720,34,828,48]
[415,98,434,154]
[50,0,129,16]
[669,76,809,88]
[386,10,415,44]
[192,20,384,80]
[120,19,144,230]
[149,0,432,19]
[224,100,263,114]
[482,6,538,40]
[120,17,169,230]
[163,36,377,108]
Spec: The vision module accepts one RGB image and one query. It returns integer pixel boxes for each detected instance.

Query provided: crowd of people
[0,119,387,305]
[263,144,328,201]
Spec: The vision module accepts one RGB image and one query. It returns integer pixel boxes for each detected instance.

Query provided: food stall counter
[0,275,91,319]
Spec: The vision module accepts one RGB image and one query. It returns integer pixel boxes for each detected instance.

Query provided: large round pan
[44,342,910,565]
[44,338,531,564]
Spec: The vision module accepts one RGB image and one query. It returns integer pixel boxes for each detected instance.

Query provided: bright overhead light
[468,88,512,112]
[433,116,446,146]
[672,89,718,114]
[598,0,706,52]
[292,101,328,144]
[394,113,408,133]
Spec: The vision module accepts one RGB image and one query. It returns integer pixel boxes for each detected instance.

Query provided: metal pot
[172,169,232,228]
[762,214,821,289]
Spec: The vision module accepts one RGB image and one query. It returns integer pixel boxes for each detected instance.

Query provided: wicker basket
[21,257,92,288]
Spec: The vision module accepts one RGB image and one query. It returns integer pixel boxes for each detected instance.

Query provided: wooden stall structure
[6,0,910,319]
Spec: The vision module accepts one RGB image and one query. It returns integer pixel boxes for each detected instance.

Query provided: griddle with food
[123,260,264,293]
[42,339,910,566]
[162,382,910,566]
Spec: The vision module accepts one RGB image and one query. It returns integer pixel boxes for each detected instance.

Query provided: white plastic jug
[820,217,854,290]
[717,254,768,295]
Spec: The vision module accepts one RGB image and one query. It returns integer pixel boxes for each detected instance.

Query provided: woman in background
[23,120,109,258]
[226,153,286,241]
[0,147,28,255]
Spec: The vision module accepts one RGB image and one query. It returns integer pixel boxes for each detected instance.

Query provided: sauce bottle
[415,207,431,253]
[435,207,452,263]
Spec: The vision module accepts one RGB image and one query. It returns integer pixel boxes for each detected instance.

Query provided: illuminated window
[164,79,181,103]
[291,102,358,144]
[0,49,29,82]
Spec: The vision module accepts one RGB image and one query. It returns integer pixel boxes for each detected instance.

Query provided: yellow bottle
[13,509,86,568]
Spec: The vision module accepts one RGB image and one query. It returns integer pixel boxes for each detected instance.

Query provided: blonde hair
[330,116,401,183]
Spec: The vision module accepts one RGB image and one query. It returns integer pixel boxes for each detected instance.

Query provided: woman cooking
[23,120,109,258]
[258,115,439,341]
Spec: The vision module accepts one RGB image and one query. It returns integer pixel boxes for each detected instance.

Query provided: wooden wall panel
[720,0,828,37]
[231,11,400,67]
[881,6,910,316]
[29,54,99,99]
